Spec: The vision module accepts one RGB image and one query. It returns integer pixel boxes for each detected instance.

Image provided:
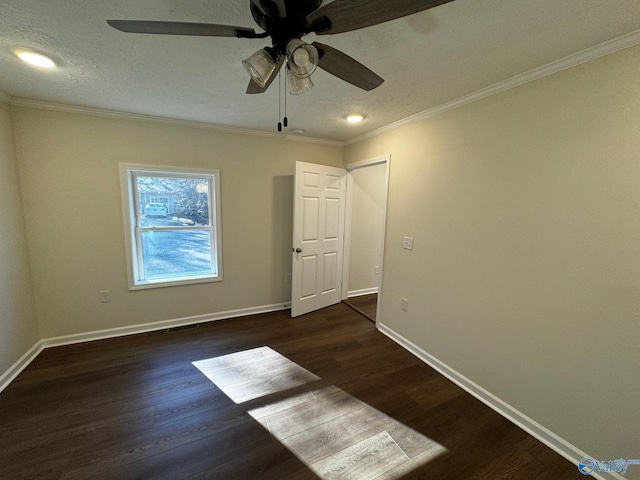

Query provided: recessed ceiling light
[346,114,364,124]
[15,50,56,68]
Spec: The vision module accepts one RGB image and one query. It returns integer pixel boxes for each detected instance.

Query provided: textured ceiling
[1,0,640,142]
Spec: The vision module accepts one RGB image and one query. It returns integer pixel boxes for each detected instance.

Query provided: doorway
[342,155,390,324]
[290,156,390,321]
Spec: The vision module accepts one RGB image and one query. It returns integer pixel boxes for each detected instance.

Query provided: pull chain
[277,66,282,132]
[283,69,288,128]
[276,59,290,132]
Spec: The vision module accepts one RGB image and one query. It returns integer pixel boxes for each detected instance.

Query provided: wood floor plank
[372,443,450,480]
[266,388,365,439]
[0,405,156,457]
[279,402,397,466]
[0,447,74,480]
[60,407,267,479]
[310,430,408,479]
[83,420,273,480]
[204,440,314,480]
[152,388,232,426]
[248,389,317,421]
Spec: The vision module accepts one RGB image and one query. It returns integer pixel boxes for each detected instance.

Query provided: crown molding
[6,28,639,149]
[9,97,343,147]
[345,28,640,146]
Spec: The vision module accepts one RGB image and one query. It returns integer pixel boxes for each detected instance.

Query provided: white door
[292,161,347,317]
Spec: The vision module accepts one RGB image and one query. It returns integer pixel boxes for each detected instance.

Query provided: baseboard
[42,302,291,348]
[1,302,290,392]
[0,340,45,394]
[347,287,379,298]
[377,323,624,480]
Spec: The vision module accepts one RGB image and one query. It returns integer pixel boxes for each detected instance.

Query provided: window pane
[140,230,214,280]
[122,165,221,289]
[140,216,183,228]
[137,176,210,227]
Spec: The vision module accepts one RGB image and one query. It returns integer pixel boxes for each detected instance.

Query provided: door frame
[341,154,391,326]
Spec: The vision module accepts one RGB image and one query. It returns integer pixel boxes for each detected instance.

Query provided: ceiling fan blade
[246,56,284,94]
[252,0,286,18]
[272,0,286,17]
[312,42,383,91]
[107,20,255,37]
[265,0,287,17]
[308,0,455,35]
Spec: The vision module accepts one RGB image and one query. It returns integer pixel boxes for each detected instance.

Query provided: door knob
[294,248,302,253]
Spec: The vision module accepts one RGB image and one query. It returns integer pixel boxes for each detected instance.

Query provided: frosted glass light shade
[286,39,318,79]
[287,68,314,95]
[242,49,276,87]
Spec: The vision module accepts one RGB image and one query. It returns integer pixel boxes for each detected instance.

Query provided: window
[120,164,222,289]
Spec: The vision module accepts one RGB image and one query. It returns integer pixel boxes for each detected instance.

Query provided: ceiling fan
[107,0,454,95]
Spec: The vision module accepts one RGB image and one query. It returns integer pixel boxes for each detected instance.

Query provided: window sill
[129,274,223,291]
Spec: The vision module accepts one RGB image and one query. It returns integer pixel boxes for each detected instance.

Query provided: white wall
[347,162,386,295]
[345,45,640,471]
[11,107,342,338]
[0,100,40,374]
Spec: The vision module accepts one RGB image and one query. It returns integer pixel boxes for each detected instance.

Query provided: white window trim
[119,163,223,290]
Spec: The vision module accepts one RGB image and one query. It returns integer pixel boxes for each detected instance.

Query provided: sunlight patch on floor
[193,346,320,403]
[194,347,447,479]
[250,385,447,479]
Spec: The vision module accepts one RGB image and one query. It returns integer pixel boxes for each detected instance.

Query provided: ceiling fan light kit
[107,0,456,95]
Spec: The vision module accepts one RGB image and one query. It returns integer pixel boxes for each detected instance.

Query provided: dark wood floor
[343,293,377,322]
[0,303,583,479]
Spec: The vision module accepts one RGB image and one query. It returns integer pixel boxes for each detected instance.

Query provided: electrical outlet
[374,265,380,275]
[403,236,414,250]
[401,298,409,312]
[100,290,111,303]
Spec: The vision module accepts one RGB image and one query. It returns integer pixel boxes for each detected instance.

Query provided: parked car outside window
[144,202,168,217]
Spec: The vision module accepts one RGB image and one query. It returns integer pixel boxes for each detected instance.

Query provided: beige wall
[345,45,640,467]
[347,162,387,294]
[11,107,342,338]
[0,100,40,374]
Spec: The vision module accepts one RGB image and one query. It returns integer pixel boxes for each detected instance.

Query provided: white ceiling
[1,0,639,142]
